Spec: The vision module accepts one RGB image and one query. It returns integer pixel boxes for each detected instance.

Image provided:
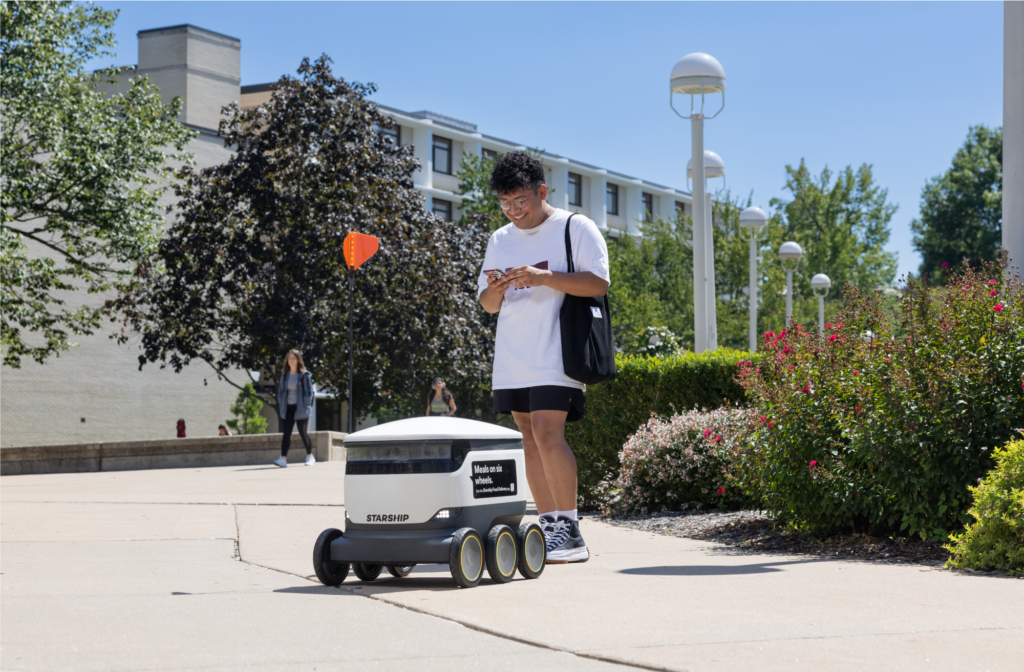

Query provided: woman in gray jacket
[273,349,315,468]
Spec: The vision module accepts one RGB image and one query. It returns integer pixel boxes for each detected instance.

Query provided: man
[477,151,610,563]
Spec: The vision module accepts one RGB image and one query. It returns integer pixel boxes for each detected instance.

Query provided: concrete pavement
[2,463,1022,671]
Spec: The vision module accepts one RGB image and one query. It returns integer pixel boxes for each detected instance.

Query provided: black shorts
[493,385,585,423]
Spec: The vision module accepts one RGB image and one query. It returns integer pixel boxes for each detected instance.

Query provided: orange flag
[343,232,380,270]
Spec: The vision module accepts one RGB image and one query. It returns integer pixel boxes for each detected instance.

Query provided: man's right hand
[480,273,510,313]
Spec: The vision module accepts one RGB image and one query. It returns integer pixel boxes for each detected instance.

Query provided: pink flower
[763,331,776,342]
[809,460,817,467]
[990,289,998,296]
[802,386,811,394]
[828,334,839,343]
[994,304,1003,313]
[989,279,998,285]
[717,487,726,495]
[715,435,723,443]
[942,262,949,269]
[703,428,712,438]
[825,323,832,328]
[853,370,860,376]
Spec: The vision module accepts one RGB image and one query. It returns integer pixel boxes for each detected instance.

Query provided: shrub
[735,262,1024,539]
[227,383,268,435]
[622,326,682,357]
[945,438,1024,574]
[607,407,755,517]
[568,349,754,508]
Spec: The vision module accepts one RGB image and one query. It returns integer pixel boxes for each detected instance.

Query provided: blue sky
[87,1,1005,281]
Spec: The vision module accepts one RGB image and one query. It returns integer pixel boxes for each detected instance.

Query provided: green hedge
[567,349,754,507]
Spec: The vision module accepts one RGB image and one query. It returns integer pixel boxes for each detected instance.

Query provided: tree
[111,56,493,421]
[226,383,267,435]
[910,125,1003,282]
[1,1,194,368]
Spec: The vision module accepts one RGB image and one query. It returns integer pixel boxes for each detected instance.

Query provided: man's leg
[526,410,577,511]
[511,411,556,515]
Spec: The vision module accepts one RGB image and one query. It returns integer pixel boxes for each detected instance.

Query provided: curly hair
[489,150,545,195]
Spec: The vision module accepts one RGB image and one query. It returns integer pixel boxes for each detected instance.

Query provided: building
[1,23,692,446]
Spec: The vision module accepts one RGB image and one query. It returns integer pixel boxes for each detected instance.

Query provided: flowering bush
[623,326,682,357]
[945,437,1024,574]
[607,407,754,516]
[735,261,1024,539]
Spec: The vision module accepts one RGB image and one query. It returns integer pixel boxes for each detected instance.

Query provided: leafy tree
[1,0,194,367]
[910,125,1003,282]
[226,383,267,435]
[111,56,493,421]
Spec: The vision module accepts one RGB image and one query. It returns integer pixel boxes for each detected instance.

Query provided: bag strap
[564,214,576,274]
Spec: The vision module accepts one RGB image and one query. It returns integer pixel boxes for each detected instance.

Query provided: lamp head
[670,53,726,94]
[739,206,769,229]
[686,151,725,179]
[810,273,832,298]
[778,241,803,271]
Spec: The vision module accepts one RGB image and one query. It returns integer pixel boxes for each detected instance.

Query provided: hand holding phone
[483,269,506,280]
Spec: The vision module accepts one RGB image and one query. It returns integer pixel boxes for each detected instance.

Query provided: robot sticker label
[471,460,517,499]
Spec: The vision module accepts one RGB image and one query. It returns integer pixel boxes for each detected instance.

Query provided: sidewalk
[2,463,1021,671]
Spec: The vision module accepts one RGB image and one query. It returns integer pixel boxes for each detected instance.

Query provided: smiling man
[477,151,610,564]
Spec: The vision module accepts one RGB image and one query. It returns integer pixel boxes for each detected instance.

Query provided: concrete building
[2,23,692,446]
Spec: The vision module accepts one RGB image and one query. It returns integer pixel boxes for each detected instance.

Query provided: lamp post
[778,241,803,327]
[810,273,832,335]
[670,52,725,353]
[687,150,725,350]
[739,207,768,351]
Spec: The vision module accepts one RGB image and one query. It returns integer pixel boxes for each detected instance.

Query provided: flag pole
[348,265,354,434]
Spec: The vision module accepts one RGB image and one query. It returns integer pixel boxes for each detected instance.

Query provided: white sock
[552,509,578,521]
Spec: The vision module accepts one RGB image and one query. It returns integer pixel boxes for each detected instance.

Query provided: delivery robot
[312,417,546,588]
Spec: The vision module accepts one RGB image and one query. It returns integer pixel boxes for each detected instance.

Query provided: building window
[642,192,653,222]
[432,198,452,221]
[605,183,619,215]
[568,172,582,207]
[676,201,687,219]
[379,124,400,147]
[482,149,498,160]
[433,136,452,174]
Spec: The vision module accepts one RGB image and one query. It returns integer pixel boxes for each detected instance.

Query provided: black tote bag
[559,215,616,385]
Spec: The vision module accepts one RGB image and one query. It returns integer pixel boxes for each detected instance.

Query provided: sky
[86,1,1006,282]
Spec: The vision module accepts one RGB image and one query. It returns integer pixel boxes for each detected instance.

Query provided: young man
[477,151,610,564]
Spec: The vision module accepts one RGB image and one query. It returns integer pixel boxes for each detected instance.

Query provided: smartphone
[483,269,506,280]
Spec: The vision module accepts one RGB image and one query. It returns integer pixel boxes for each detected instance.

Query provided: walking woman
[274,349,315,467]
[425,378,457,417]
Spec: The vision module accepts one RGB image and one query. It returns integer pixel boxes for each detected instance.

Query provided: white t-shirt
[477,208,610,390]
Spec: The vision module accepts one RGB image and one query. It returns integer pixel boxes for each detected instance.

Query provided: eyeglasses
[499,187,539,211]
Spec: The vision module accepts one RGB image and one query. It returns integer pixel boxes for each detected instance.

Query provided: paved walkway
[2,463,1021,671]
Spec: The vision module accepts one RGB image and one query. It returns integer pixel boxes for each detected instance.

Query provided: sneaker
[273,456,288,468]
[539,513,557,545]
[305,455,316,466]
[546,517,589,564]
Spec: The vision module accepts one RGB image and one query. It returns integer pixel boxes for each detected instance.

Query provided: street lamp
[810,273,832,336]
[778,241,803,327]
[670,52,725,353]
[739,206,768,351]
[687,150,725,350]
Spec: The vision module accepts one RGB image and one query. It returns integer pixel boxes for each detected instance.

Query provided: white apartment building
[2,23,692,447]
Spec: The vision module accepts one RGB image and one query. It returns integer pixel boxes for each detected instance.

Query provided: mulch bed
[601,510,952,566]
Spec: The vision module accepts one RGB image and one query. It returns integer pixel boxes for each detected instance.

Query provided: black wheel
[386,564,415,578]
[449,527,484,588]
[353,563,383,581]
[516,522,545,579]
[485,524,518,584]
[313,528,350,586]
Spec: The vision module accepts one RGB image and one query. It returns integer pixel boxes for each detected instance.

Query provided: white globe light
[686,151,725,178]
[778,241,803,261]
[670,53,726,94]
[739,206,769,229]
[810,273,832,290]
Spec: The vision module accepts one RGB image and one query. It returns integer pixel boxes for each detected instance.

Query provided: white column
[1005,1,1024,272]
[691,115,707,353]
[464,136,482,164]
[748,232,758,352]
[549,159,569,210]
[412,123,433,190]
[625,180,644,236]
[590,171,608,230]
[658,192,675,223]
[705,193,718,350]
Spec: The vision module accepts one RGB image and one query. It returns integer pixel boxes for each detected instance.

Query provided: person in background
[218,425,231,437]
[425,378,457,417]
[273,349,315,468]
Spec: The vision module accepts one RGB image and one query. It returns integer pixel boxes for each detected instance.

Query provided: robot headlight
[433,508,461,520]
[346,442,452,462]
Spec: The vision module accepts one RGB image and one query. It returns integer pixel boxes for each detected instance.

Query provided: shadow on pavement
[620,558,832,576]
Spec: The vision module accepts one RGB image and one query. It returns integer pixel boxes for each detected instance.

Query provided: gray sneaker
[546,517,589,564]
[273,456,288,468]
